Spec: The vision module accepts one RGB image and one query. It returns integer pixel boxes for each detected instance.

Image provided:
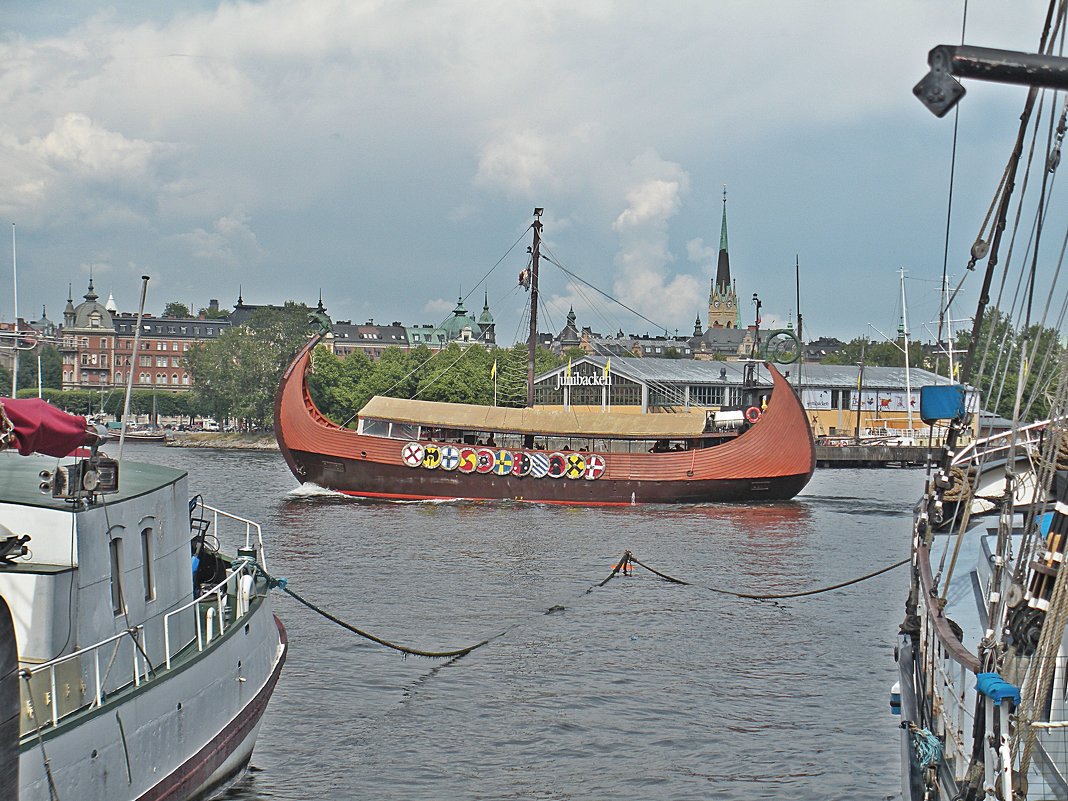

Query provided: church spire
[715,186,731,290]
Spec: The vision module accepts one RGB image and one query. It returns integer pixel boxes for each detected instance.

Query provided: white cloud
[167,207,264,266]
[606,152,700,325]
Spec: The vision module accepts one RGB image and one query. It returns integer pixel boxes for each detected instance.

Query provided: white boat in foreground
[0,397,287,801]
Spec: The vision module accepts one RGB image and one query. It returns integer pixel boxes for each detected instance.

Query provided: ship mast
[526,208,543,408]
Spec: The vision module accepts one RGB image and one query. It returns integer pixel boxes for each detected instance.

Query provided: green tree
[163,301,191,318]
[198,305,230,319]
[186,303,313,426]
[955,308,1064,420]
[822,336,925,369]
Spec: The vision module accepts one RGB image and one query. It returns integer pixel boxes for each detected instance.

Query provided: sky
[0,1,1057,347]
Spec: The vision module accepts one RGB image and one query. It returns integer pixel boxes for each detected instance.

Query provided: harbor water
[126,443,913,800]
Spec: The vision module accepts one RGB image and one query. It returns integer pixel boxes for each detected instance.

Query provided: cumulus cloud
[607,152,701,325]
[167,207,264,266]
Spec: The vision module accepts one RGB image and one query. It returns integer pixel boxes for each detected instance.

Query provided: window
[156,356,167,367]
[156,373,165,384]
[140,356,152,367]
[182,374,190,385]
[157,342,166,351]
[171,357,179,367]
[109,536,125,615]
[141,527,155,602]
[171,373,179,385]
[172,342,179,351]
[139,372,149,384]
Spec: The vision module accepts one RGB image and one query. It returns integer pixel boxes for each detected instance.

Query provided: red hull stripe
[137,615,288,801]
[335,488,636,506]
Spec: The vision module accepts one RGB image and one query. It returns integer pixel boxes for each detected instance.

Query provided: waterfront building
[327,320,410,359]
[57,280,234,391]
[532,355,976,437]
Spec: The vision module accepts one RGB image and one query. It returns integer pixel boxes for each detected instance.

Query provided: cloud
[167,207,264,266]
[606,152,700,326]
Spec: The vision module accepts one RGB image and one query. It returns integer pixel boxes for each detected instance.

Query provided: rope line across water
[263,551,631,660]
[262,549,906,658]
[625,553,910,599]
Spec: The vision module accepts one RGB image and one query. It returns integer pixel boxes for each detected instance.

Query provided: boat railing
[194,500,268,572]
[162,556,256,671]
[20,624,149,731]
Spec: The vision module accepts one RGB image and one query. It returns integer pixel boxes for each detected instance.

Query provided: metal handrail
[22,625,147,727]
[195,501,268,572]
[162,557,254,670]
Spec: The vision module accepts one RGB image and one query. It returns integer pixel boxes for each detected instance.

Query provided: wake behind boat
[274,212,815,505]
[0,397,286,801]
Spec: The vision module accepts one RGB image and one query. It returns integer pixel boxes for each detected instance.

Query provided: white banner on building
[802,389,832,410]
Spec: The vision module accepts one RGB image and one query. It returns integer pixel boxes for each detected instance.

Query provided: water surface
[125,444,914,800]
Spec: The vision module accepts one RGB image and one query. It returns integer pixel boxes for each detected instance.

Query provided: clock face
[726,300,733,308]
[713,300,721,308]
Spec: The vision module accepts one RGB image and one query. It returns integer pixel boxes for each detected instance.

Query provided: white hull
[18,605,286,801]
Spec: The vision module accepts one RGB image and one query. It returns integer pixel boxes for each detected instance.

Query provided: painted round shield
[493,450,514,475]
[402,442,425,467]
[458,447,478,474]
[585,454,606,480]
[512,452,532,477]
[476,448,496,474]
[440,445,460,471]
[547,452,567,479]
[423,444,442,469]
[529,452,550,478]
[564,453,586,479]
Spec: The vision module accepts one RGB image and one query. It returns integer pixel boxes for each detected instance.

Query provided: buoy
[745,406,762,424]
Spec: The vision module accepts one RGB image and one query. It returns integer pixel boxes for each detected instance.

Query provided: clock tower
[707,188,740,329]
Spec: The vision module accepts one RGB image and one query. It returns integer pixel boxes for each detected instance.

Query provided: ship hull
[276,336,816,505]
[18,608,287,801]
[285,446,811,504]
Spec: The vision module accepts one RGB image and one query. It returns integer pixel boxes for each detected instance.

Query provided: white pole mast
[900,267,913,432]
[118,276,150,461]
[11,223,17,397]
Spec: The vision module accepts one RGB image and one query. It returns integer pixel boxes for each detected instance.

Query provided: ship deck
[0,451,185,511]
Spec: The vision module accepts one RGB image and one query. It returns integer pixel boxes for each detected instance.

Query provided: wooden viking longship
[274,211,815,505]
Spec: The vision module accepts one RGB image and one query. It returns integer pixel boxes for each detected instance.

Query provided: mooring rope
[259,549,905,659]
[263,551,632,660]
[625,553,910,600]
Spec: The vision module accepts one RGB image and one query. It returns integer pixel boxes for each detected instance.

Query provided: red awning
[1,398,90,457]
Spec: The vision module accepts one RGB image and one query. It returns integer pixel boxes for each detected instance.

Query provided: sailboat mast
[526,208,543,408]
[11,224,17,398]
[900,268,913,431]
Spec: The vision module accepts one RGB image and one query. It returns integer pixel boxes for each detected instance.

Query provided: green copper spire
[719,186,729,251]
[715,186,731,289]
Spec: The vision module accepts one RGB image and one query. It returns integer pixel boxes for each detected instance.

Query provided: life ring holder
[744,406,762,424]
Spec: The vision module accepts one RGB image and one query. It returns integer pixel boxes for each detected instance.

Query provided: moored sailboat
[897,13,1068,799]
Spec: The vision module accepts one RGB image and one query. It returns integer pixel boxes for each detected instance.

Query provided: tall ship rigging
[897,6,1068,798]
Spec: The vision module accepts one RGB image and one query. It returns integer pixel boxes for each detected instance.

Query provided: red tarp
[1,398,89,457]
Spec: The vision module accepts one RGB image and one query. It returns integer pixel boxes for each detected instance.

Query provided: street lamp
[752,293,762,357]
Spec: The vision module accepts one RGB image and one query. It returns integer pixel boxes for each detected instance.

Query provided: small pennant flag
[567,358,572,377]
[491,359,497,379]
[603,357,611,378]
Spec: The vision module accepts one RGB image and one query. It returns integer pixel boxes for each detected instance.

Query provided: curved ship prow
[275,335,815,505]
